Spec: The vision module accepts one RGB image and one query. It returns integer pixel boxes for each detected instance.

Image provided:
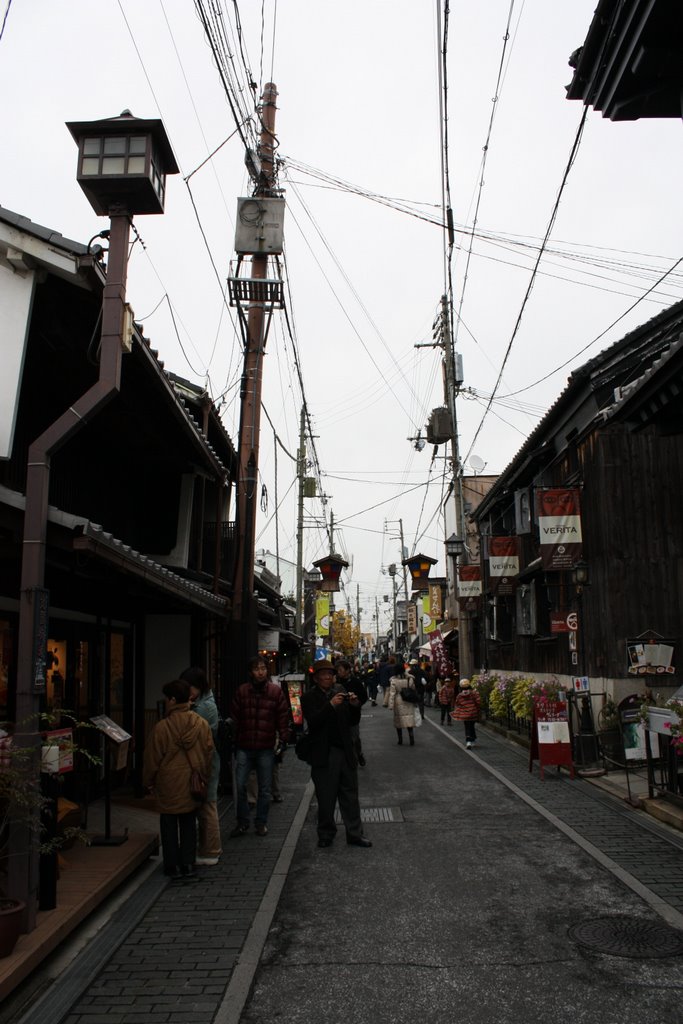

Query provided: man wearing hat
[301,660,371,849]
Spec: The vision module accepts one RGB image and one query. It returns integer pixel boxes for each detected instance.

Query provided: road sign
[566,611,578,631]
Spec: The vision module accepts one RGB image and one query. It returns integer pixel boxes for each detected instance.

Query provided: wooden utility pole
[295,406,306,638]
[231,83,279,661]
[441,293,472,679]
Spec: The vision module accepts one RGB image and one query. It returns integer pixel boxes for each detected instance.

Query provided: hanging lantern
[402,553,437,587]
[312,554,348,593]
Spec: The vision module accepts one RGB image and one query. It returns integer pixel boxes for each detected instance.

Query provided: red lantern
[312,554,349,593]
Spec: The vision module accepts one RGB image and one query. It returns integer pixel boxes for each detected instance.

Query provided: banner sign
[428,584,442,620]
[537,488,582,570]
[284,677,304,727]
[528,698,574,780]
[429,629,454,679]
[407,602,417,634]
[422,595,436,634]
[315,597,330,637]
[488,537,519,595]
[457,565,482,599]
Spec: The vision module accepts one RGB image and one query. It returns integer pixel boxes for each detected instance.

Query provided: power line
[464,105,589,463]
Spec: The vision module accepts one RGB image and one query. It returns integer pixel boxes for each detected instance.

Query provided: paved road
[6,703,683,1024]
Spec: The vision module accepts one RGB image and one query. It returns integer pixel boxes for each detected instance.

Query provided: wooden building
[472,299,683,702]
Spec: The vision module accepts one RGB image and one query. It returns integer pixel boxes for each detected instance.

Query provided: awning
[73,522,229,615]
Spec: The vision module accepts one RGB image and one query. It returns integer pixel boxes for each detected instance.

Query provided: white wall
[0,261,34,458]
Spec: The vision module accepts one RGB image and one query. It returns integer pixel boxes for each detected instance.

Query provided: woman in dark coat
[143,678,214,881]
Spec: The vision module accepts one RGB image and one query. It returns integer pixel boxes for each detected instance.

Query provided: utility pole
[356,583,361,662]
[231,83,279,670]
[441,293,472,679]
[295,406,306,638]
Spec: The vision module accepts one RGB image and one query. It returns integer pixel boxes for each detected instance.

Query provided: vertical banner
[537,488,582,570]
[315,596,330,636]
[422,595,436,634]
[457,565,482,600]
[488,537,519,595]
[407,602,417,634]
[428,583,442,620]
[429,629,454,678]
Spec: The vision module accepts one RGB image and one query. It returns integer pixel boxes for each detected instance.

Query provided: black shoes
[318,837,334,848]
[357,753,366,767]
[346,836,372,848]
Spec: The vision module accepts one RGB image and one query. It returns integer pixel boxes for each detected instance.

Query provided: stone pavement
[5,704,683,1024]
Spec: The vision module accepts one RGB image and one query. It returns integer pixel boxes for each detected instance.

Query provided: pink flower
[664,722,672,730]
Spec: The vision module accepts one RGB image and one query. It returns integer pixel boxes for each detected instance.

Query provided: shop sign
[537,488,582,570]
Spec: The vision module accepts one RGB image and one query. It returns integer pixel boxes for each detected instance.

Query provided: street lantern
[445,534,465,561]
[312,554,348,593]
[66,110,179,215]
[571,560,590,592]
[402,552,437,587]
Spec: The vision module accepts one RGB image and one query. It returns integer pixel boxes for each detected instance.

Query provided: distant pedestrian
[364,662,378,705]
[407,659,425,719]
[301,660,371,849]
[230,656,290,838]
[389,670,417,746]
[438,676,455,726]
[379,655,401,707]
[181,666,222,866]
[143,679,214,882]
[452,678,481,748]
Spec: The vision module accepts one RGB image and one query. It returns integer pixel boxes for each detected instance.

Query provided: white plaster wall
[0,262,35,458]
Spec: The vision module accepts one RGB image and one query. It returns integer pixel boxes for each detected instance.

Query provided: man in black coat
[301,660,372,849]
[335,659,368,767]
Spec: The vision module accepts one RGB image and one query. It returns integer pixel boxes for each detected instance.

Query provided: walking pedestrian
[407,659,425,720]
[364,661,379,705]
[389,669,418,746]
[452,678,481,748]
[438,676,455,726]
[301,660,371,849]
[335,659,368,766]
[230,656,291,837]
[143,679,214,882]
[180,666,222,865]
[378,655,401,707]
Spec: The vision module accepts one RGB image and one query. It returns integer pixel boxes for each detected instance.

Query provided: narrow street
[6,706,683,1024]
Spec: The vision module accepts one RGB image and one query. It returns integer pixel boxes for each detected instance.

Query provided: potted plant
[597,697,624,762]
[0,715,94,957]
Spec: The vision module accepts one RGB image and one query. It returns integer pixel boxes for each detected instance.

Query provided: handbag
[400,686,418,703]
[183,748,207,802]
[295,732,314,764]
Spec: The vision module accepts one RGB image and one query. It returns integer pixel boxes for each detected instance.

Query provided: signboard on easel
[529,697,574,780]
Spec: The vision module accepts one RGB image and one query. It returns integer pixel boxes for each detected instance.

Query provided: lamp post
[570,560,604,775]
[11,111,178,929]
[445,533,470,676]
[388,564,398,654]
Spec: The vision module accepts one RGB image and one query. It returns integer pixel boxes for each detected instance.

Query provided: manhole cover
[568,917,683,958]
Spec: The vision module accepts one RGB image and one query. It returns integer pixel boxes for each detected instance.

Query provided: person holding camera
[301,660,371,849]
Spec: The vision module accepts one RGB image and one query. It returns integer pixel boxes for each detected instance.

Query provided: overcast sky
[2,1,682,634]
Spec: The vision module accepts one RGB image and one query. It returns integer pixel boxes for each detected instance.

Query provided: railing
[200,521,237,581]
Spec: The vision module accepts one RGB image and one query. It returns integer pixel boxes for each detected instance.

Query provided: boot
[408,728,415,746]
[396,729,403,745]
